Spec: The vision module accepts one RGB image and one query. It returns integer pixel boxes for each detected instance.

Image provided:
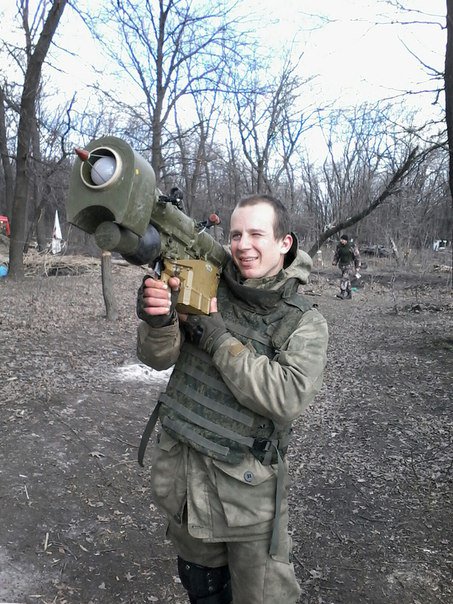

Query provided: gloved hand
[183,310,229,355]
[136,275,178,328]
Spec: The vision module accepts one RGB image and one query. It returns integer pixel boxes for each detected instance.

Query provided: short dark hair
[235,194,290,240]
[340,234,349,241]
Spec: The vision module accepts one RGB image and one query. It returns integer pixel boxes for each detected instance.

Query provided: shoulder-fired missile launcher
[67,136,230,315]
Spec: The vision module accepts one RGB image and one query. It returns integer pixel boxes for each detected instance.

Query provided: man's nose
[237,233,251,248]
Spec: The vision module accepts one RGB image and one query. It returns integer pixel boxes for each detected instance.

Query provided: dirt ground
[0,252,452,604]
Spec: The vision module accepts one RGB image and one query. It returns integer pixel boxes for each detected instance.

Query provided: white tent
[51,210,62,254]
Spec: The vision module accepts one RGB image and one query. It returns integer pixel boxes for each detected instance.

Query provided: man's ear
[280,233,293,254]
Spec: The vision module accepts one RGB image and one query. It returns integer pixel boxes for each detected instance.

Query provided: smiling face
[229,201,293,279]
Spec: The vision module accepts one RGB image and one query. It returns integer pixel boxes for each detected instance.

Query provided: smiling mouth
[239,256,258,263]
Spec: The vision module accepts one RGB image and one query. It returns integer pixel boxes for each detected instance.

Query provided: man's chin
[240,267,262,279]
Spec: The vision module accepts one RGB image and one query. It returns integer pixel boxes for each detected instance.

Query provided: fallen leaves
[0,261,451,604]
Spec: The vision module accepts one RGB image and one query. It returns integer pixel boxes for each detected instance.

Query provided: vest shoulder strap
[268,292,314,349]
[285,291,313,312]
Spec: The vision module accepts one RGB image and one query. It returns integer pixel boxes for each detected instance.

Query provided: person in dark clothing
[332,234,360,299]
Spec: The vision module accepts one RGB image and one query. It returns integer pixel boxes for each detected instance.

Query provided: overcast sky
[235,0,445,107]
[0,0,446,136]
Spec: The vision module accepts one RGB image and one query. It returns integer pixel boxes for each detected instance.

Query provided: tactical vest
[144,276,312,467]
[336,243,355,265]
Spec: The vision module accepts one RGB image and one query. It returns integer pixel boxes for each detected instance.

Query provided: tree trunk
[8,0,68,280]
[101,251,118,321]
[445,0,453,207]
[0,87,15,217]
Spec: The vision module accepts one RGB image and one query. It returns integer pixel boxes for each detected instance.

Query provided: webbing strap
[269,447,285,557]
[137,401,161,467]
[183,364,232,395]
[262,424,279,466]
[170,382,255,426]
[163,417,231,457]
[160,393,256,447]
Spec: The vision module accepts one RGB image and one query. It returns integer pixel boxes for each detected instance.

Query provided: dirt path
[0,260,451,603]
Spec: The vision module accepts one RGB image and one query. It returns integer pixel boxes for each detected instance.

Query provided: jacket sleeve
[210,309,328,425]
[137,320,182,370]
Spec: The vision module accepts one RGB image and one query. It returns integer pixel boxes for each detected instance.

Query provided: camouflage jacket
[137,245,328,540]
[333,242,360,268]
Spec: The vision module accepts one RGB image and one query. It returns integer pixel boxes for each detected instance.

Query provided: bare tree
[7,0,68,280]
[349,145,450,249]
[169,72,227,217]
[294,104,422,256]
[445,1,453,205]
[377,1,453,245]
[231,57,316,194]
[81,0,243,190]
[0,85,16,218]
[307,147,418,257]
[27,95,74,251]
[380,2,448,189]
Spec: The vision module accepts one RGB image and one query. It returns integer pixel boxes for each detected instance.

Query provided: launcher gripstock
[67,136,229,315]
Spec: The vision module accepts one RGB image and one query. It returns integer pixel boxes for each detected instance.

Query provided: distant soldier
[332,234,360,299]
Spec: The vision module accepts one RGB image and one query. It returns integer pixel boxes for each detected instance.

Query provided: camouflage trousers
[338,263,355,297]
[167,516,301,604]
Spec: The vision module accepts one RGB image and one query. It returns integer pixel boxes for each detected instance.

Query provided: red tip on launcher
[74,147,90,161]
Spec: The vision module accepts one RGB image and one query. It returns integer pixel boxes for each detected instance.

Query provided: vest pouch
[212,455,284,528]
[149,430,188,520]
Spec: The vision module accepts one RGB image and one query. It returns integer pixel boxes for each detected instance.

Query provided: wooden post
[389,237,400,266]
[101,250,118,321]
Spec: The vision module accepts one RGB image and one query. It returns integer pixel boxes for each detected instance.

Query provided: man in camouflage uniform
[136,194,328,604]
[332,234,360,299]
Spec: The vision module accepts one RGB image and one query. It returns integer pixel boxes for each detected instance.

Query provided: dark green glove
[136,276,177,328]
[183,311,229,355]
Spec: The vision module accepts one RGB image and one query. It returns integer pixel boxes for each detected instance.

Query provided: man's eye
[231,233,241,241]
